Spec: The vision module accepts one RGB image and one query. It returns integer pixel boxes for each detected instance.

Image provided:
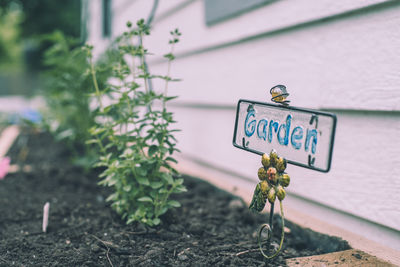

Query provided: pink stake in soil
[42,202,50,233]
[0,156,11,180]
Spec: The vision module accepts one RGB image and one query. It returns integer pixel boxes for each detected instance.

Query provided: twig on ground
[106,247,114,267]
[90,234,118,249]
[121,227,158,236]
[122,230,148,235]
[89,234,114,267]
[236,248,260,257]
[89,233,131,255]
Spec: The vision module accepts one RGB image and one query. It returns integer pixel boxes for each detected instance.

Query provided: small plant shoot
[85,19,186,226]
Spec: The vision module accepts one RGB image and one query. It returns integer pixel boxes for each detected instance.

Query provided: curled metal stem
[257,200,285,259]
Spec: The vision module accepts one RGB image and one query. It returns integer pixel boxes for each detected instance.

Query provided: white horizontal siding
[148,0,393,56]
[148,2,400,111]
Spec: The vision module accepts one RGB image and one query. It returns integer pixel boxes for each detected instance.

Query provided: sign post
[232,85,337,259]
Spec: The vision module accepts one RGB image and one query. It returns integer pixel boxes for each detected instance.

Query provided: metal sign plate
[233,99,337,172]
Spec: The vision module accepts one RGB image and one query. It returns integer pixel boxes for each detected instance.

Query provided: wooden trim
[287,249,396,267]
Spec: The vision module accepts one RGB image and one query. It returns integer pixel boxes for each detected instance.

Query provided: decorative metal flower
[249,150,290,259]
[250,150,290,212]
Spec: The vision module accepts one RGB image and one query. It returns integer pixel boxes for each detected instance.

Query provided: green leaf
[106,193,118,202]
[138,196,153,203]
[165,157,178,164]
[85,139,99,145]
[163,53,175,60]
[136,167,147,176]
[168,200,181,208]
[159,188,168,194]
[174,185,187,193]
[156,133,164,144]
[174,178,184,186]
[126,217,136,225]
[104,173,117,186]
[123,185,132,192]
[148,145,158,157]
[150,181,164,189]
[161,172,173,184]
[137,176,150,186]
[164,96,178,101]
[152,218,161,225]
[158,207,168,216]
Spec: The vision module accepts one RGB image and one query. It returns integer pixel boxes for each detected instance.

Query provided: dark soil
[0,131,350,266]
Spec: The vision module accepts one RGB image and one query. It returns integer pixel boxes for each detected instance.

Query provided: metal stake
[258,201,285,259]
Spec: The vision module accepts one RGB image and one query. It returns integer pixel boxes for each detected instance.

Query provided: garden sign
[232,85,337,259]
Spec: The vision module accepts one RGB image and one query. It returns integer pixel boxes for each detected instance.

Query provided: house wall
[86,0,400,232]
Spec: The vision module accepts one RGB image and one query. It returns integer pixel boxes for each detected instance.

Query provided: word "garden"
[244,110,318,154]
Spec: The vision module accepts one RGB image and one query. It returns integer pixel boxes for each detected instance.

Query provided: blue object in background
[8,109,42,124]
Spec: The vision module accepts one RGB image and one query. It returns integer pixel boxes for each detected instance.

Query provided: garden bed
[0,131,350,266]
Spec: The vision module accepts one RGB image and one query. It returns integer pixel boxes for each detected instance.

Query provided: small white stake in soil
[42,202,50,233]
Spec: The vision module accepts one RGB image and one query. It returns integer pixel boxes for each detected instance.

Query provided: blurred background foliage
[0,0,81,96]
[0,0,106,166]
[0,0,81,70]
[40,31,112,166]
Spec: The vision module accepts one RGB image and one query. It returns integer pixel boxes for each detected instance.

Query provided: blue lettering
[277,115,292,146]
[257,119,268,140]
[268,120,279,143]
[305,129,318,154]
[244,110,256,137]
[291,126,303,150]
[243,111,318,154]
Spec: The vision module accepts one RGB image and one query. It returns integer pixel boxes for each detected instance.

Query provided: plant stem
[89,57,103,112]
[163,44,175,110]
[88,57,107,154]
[130,37,136,84]
[155,184,175,217]
[138,34,149,94]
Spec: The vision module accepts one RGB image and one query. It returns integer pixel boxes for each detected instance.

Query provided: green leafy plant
[86,19,186,226]
[40,31,110,164]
